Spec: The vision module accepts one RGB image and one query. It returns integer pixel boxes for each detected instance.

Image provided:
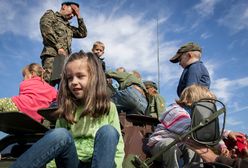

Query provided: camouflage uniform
[106,71,147,92]
[106,71,148,114]
[146,94,166,118]
[143,81,166,118]
[40,10,87,83]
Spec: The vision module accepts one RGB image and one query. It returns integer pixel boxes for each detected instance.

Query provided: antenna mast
[156,15,160,93]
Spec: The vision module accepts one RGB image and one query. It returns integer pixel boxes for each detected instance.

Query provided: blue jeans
[112,86,148,114]
[10,125,119,168]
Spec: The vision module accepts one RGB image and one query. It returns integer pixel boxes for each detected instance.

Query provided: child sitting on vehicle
[147,84,215,168]
[0,63,57,122]
[10,52,124,168]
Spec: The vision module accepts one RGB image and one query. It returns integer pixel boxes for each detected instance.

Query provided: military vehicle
[0,97,229,168]
[0,56,231,168]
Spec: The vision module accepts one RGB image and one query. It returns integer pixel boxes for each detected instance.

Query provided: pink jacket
[12,76,57,122]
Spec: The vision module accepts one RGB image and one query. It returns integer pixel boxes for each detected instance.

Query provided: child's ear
[23,73,32,80]
[61,4,67,10]
[187,52,192,58]
[31,71,37,77]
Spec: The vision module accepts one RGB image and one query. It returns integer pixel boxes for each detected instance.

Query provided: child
[0,63,57,122]
[170,42,210,97]
[91,41,106,71]
[147,84,215,168]
[10,52,124,168]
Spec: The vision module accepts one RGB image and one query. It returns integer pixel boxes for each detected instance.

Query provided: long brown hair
[56,51,111,124]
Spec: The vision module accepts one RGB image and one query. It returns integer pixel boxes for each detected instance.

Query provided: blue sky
[0,0,248,134]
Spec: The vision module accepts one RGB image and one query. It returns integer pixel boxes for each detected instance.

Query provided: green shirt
[106,71,147,93]
[49,102,124,168]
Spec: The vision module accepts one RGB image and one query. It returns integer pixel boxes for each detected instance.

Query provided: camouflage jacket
[40,10,87,57]
[146,94,166,118]
[106,70,147,93]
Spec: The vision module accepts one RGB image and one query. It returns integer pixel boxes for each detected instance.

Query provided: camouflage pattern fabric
[40,10,87,83]
[41,56,55,83]
[146,94,166,118]
[106,71,147,93]
[0,98,19,112]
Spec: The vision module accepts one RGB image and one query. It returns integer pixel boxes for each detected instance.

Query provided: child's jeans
[10,125,119,168]
[112,86,148,114]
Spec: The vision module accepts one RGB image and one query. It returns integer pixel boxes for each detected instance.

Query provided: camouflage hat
[61,1,79,7]
[144,81,158,90]
[170,42,202,63]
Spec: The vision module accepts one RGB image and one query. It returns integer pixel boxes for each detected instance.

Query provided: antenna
[156,15,160,93]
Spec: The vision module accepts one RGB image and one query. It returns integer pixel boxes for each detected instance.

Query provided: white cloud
[200,32,212,39]
[231,102,248,113]
[193,0,220,17]
[226,117,243,126]
[205,59,218,80]
[71,10,182,85]
[212,77,248,102]
[75,14,157,72]
[0,0,59,40]
[218,2,248,33]
[0,0,182,85]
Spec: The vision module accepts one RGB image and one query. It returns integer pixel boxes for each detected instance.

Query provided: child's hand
[220,147,230,157]
[71,4,80,18]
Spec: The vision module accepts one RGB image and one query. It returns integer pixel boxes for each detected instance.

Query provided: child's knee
[96,125,119,140]
[48,128,73,144]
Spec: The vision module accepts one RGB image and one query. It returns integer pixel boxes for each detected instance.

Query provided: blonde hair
[188,51,201,60]
[22,63,44,79]
[92,41,105,50]
[116,67,126,72]
[131,70,141,79]
[176,84,216,106]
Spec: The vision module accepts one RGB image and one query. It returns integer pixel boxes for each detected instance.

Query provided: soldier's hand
[58,48,67,57]
[71,4,80,18]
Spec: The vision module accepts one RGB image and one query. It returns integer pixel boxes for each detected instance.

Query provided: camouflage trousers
[41,56,55,84]
[0,98,19,112]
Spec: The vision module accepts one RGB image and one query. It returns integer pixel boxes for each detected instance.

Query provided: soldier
[144,80,166,118]
[40,2,87,85]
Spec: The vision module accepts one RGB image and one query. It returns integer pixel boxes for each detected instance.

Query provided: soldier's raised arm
[70,4,87,38]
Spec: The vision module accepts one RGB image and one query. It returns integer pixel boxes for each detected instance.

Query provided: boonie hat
[61,1,79,7]
[170,42,202,63]
[144,81,158,90]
